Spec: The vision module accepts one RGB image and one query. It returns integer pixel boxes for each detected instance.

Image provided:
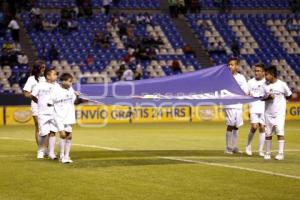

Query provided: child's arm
[31,85,39,103]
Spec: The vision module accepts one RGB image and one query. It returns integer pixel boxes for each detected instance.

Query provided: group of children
[23,61,84,163]
[23,58,292,163]
[225,57,292,160]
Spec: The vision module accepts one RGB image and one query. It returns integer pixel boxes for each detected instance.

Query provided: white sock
[265,139,272,154]
[226,131,232,150]
[59,139,66,159]
[65,140,72,158]
[258,132,265,152]
[247,130,255,147]
[232,129,238,149]
[49,136,56,156]
[278,140,285,154]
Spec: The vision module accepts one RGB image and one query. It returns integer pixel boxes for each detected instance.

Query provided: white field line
[1,136,300,153]
[160,156,300,180]
[1,136,300,180]
[0,137,123,151]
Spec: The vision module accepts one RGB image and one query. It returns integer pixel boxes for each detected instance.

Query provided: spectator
[8,17,20,43]
[116,64,126,80]
[67,19,78,31]
[199,20,210,31]
[185,0,192,11]
[12,42,22,52]
[94,31,110,48]
[144,12,153,25]
[177,0,187,15]
[49,45,59,62]
[86,54,94,66]
[17,53,28,65]
[122,67,134,81]
[1,48,18,66]
[103,0,112,15]
[42,18,59,32]
[3,41,13,51]
[134,64,143,80]
[136,13,146,24]
[168,0,178,18]
[30,6,41,19]
[231,40,240,57]
[171,59,181,73]
[32,14,43,30]
[182,44,195,56]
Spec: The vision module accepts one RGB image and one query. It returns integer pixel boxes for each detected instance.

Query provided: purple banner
[75,65,258,106]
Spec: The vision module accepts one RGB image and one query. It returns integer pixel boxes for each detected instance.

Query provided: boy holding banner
[224,58,248,154]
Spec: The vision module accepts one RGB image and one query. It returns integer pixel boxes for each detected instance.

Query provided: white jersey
[224,73,248,109]
[248,78,265,114]
[263,79,292,117]
[31,82,60,115]
[23,76,46,108]
[53,86,77,125]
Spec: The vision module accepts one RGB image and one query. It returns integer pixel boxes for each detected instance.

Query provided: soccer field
[0,121,299,200]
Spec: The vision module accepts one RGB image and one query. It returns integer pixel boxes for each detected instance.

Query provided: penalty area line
[159,156,300,180]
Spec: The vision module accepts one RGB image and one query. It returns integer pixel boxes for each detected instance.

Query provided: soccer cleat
[225,147,233,154]
[44,149,49,157]
[62,157,73,164]
[245,146,252,156]
[37,150,44,159]
[264,153,271,160]
[48,154,57,160]
[232,147,240,154]
[258,151,265,157]
[275,153,284,160]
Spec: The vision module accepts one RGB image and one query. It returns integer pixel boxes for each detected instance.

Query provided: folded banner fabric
[75,65,258,106]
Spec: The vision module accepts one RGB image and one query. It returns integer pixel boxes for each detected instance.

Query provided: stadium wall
[1,103,300,126]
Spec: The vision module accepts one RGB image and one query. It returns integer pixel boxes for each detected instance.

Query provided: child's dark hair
[228,57,239,64]
[265,65,277,78]
[254,62,265,70]
[31,60,45,82]
[44,67,56,78]
[60,73,73,82]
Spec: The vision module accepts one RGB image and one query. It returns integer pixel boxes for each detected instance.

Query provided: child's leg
[258,124,266,154]
[59,131,66,159]
[247,124,257,147]
[33,116,39,146]
[65,132,72,159]
[48,132,56,158]
[265,136,272,155]
[232,127,239,150]
[277,135,285,154]
[226,125,233,152]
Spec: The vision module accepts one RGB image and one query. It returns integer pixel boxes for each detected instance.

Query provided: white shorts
[31,103,38,117]
[265,115,285,136]
[38,115,58,136]
[224,108,243,127]
[250,113,265,125]
[55,117,73,133]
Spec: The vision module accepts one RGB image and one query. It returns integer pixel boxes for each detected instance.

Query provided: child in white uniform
[224,58,248,154]
[52,73,77,163]
[23,61,46,146]
[246,63,266,156]
[32,67,64,159]
[262,66,292,160]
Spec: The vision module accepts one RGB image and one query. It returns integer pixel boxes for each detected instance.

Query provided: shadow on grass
[70,150,248,168]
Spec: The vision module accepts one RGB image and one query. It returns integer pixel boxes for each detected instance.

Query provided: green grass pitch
[0,121,300,200]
